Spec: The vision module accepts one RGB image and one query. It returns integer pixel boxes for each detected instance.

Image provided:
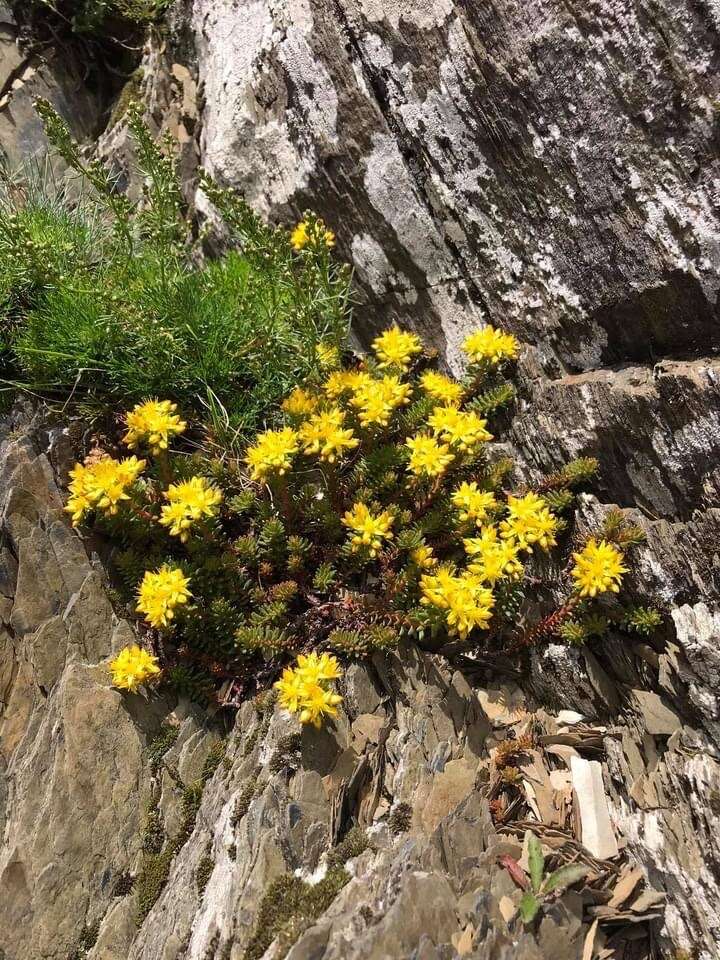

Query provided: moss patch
[135,845,176,924]
[67,920,100,960]
[147,723,179,777]
[243,867,350,960]
[135,778,206,924]
[201,739,227,784]
[108,68,145,128]
[196,843,214,895]
[231,770,261,827]
[141,807,165,855]
[388,802,413,835]
[326,826,369,869]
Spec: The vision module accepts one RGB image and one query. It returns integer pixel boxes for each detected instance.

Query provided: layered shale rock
[2,1,720,958]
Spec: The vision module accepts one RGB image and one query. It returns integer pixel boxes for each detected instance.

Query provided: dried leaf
[570,756,619,859]
[582,919,599,960]
[608,866,644,908]
[498,854,528,890]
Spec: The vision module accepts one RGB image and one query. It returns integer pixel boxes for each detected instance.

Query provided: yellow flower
[464,527,523,585]
[428,406,493,452]
[316,342,341,370]
[323,369,370,400]
[411,545,437,569]
[350,374,412,428]
[245,427,300,481]
[299,682,343,728]
[419,370,463,406]
[275,665,307,713]
[123,400,186,454]
[372,326,423,370]
[65,455,146,525]
[136,565,191,629]
[500,492,559,552]
[290,218,335,252]
[451,481,497,526]
[290,221,309,251]
[109,644,161,692]
[342,502,394,556]
[420,566,494,639]
[462,325,519,365]
[296,651,342,683]
[159,476,222,542]
[282,387,319,418]
[299,407,359,463]
[406,435,454,478]
[571,538,628,597]
[274,654,343,728]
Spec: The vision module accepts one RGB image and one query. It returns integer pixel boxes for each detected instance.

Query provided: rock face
[2,1,720,958]
[0,3,103,169]
[134,5,720,951]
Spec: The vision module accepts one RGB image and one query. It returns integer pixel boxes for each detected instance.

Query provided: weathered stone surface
[0,411,215,960]
[0,4,103,168]
[186,0,720,372]
[3,0,720,956]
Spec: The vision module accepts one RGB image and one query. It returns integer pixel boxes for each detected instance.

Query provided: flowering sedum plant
[109,644,161,692]
[65,321,657,719]
[275,652,343,727]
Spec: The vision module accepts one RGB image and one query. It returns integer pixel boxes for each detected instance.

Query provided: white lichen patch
[358,0,453,31]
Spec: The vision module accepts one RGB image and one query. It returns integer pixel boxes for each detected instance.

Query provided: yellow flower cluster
[274,652,343,727]
[245,427,299,481]
[411,545,436,569]
[136,565,191,629]
[323,369,368,399]
[405,434,454,478]
[123,400,186,454]
[464,527,523,585]
[420,566,495,639]
[428,406,493,453]
[372,326,423,370]
[342,502,394,556]
[282,386,319,418]
[65,455,146,525]
[420,370,464,406]
[452,481,497,526]
[571,538,627,597]
[462,325,519,365]
[299,407,359,463]
[349,373,412,427]
[109,644,161,692]
[316,342,341,370]
[159,476,223,542]
[290,218,336,252]
[500,492,559,552]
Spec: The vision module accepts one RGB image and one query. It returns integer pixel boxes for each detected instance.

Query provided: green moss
[135,845,176,923]
[141,807,165,854]
[196,844,214,895]
[326,827,369,869]
[201,739,227,784]
[108,68,145,128]
[146,723,179,776]
[177,780,204,846]
[67,919,101,959]
[232,773,260,826]
[388,802,413,835]
[228,842,237,861]
[112,871,135,897]
[135,778,206,924]
[243,867,350,960]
